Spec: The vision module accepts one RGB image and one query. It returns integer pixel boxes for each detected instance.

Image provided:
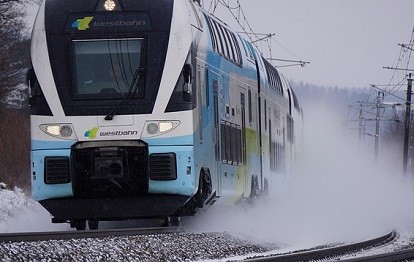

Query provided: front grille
[150,153,177,180]
[71,141,149,198]
[44,157,70,184]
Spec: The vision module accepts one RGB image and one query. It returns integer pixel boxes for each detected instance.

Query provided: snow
[0,186,66,233]
[184,105,414,251]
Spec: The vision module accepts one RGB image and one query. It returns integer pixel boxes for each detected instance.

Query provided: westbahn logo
[84,127,99,139]
[72,16,94,31]
[84,127,138,139]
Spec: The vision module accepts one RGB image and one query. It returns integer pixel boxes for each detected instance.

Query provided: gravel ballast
[0,232,277,261]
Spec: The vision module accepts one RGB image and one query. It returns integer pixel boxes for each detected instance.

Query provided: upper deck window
[204,14,242,66]
[71,38,145,100]
[238,36,255,62]
[263,58,283,95]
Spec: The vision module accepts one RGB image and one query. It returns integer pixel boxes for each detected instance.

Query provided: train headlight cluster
[40,124,76,140]
[144,121,180,137]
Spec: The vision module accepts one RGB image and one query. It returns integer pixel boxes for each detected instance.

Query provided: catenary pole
[403,73,413,174]
[375,92,383,161]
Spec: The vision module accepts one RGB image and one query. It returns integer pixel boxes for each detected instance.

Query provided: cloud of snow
[186,105,414,249]
[0,187,67,233]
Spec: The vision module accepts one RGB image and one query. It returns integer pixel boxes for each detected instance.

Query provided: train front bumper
[40,194,191,221]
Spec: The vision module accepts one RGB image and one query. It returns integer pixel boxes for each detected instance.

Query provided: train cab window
[71,38,145,100]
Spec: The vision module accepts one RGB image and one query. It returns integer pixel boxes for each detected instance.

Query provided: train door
[209,70,222,196]
[240,91,248,196]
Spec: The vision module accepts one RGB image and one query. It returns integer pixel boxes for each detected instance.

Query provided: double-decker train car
[28,0,302,230]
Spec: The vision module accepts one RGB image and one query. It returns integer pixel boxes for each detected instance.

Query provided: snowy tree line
[293,82,407,155]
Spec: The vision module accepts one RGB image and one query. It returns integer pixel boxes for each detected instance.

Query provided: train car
[28,0,302,230]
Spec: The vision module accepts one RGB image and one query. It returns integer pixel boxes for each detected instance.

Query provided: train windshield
[71,38,145,100]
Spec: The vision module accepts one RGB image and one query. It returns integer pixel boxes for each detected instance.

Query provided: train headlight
[60,125,73,138]
[147,123,159,135]
[143,121,180,137]
[159,122,174,133]
[40,124,76,140]
[104,0,116,11]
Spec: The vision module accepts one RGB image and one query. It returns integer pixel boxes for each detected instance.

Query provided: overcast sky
[27,1,414,88]
[209,0,414,88]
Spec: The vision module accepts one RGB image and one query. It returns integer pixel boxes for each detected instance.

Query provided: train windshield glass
[71,38,144,100]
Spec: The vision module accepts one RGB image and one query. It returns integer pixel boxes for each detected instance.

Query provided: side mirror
[183,64,192,94]
[183,64,192,84]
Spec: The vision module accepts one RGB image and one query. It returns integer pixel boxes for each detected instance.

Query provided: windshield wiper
[105,67,145,121]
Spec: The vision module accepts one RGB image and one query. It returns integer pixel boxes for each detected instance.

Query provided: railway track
[0,226,183,243]
[1,228,413,261]
[244,230,412,262]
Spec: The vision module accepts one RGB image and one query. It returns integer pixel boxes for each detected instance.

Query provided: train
[27,0,302,230]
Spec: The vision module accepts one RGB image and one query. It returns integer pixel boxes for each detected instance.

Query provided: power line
[203,0,308,68]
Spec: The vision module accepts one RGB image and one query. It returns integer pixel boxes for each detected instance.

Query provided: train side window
[248,89,252,125]
[264,99,267,130]
[213,80,220,161]
[216,23,231,60]
[220,120,243,166]
[231,123,237,165]
[226,122,232,164]
[236,125,242,165]
[238,35,249,58]
[221,120,227,163]
[287,116,294,142]
[205,68,210,109]
[222,27,235,62]
[205,15,218,51]
[211,19,225,56]
[244,40,255,61]
[240,93,246,164]
[204,13,242,66]
[230,33,242,65]
[269,119,273,170]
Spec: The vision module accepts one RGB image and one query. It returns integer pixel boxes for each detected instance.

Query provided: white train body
[28,0,302,227]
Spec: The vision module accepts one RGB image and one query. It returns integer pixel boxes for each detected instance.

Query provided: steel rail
[244,230,396,262]
[341,246,414,261]
[0,226,186,243]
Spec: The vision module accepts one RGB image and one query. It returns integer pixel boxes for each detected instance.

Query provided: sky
[25,1,414,88]
[208,0,414,88]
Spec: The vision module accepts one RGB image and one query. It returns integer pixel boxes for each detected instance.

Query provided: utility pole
[358,102,363,144]
[375,92,384,161]
[403,73,413,174]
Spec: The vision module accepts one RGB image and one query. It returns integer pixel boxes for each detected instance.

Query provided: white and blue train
[28,0,302,229]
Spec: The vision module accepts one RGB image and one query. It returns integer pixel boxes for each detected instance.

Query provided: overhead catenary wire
[346,19,414,156]
[202,0,308,68]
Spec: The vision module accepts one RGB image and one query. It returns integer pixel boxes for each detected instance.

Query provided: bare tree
[0,0,31,189]
[0,0,30,109]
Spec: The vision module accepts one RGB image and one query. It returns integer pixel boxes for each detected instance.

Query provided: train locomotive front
[29,0,204,229]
